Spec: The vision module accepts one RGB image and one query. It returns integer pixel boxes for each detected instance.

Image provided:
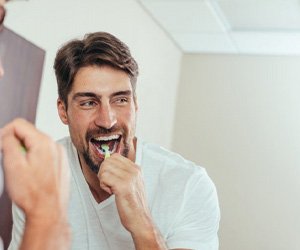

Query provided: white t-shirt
[9,137,220,250]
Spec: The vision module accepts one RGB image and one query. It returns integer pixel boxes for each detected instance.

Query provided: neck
[78,155,110,203]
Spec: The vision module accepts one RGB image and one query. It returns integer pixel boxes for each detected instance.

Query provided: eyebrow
[72,90,132,101]
[72,92,99,101]
[110,90,132,98]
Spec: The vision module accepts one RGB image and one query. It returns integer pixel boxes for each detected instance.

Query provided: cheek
[68,109,92,131]
[67,115,87,142]
[121,107,136,123]
[123,108,137,133]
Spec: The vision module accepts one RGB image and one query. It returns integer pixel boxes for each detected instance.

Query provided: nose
[94,103,117,129]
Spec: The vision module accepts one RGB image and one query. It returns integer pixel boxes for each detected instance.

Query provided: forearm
[20,217,70,250]
[131,223,168,250]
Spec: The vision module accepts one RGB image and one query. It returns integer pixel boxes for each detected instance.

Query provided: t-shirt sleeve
[8,204,25,250]
[166,169,220,250]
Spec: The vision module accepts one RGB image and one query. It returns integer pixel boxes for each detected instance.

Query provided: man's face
[58,65,138,173]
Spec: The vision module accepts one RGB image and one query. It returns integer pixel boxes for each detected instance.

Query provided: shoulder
[56,137,75,157]
[139,141,214,192]
[140,141,207,176]
[139,141,220,247]
[56,136,72,147]
[56,137,79,171]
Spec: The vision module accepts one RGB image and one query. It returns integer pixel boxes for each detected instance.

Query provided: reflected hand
[0,118,70,222]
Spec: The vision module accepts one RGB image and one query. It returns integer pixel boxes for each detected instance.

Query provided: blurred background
[3,0,300,249]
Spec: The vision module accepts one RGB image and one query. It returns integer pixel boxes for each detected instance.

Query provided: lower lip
[90,142,105,160]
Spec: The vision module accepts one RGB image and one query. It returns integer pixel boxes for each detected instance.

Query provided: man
[0,119,71,250]
[10,32,220,249]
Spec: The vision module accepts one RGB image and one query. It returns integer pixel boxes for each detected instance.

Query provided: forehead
[70,66,132,95]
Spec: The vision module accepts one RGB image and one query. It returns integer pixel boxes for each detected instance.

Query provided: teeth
[93,134,120,141]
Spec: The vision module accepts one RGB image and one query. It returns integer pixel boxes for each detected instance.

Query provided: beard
[82,125,131,174]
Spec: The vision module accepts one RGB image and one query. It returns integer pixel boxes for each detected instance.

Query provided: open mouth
[90,134,121,158]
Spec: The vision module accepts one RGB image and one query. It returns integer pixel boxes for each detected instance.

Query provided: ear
[57,98,69,125]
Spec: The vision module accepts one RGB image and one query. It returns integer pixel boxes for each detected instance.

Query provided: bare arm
[1,118,70,250]
[20,217,70,250]
[98,154,194,250]
[131,228,191,250]
[130,218,168,250]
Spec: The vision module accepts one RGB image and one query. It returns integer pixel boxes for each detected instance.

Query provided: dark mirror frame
[0,26,45,249]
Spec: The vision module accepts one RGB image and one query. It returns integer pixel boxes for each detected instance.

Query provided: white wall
[173,54,300,250]
[5,0,182,148]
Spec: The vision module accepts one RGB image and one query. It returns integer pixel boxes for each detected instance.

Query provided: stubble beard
[82,141,130,174]
[82,126,131,174]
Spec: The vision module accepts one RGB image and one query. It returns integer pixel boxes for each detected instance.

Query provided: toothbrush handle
[105,151,110,159]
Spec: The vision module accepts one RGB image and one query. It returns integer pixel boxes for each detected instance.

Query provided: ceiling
[138,0,300,55]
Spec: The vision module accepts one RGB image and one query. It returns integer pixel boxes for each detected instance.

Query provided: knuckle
[98,170,108,180]
[132,166,140,176]
[12,118,23,124]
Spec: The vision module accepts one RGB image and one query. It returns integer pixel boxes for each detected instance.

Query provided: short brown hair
[54,32,139,106]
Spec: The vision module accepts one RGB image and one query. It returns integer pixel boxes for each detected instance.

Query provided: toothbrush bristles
[101,144,110,159]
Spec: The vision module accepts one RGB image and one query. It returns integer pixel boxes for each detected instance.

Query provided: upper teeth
[94,134,120,141]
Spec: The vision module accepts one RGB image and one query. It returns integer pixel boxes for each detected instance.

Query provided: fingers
[1,126,27,174]
[1,118,46,150]
[98,155,137,183]
[103,154,139,173]
[99,181,113,195]
[98,154,141,195]
[0,118,71,214]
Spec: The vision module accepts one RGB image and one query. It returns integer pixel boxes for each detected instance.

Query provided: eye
[115,97,129,105]
[80,100,97,108]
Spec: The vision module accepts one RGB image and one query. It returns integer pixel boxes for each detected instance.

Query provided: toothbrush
[21,145,27,154]
[101,144,110,159]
